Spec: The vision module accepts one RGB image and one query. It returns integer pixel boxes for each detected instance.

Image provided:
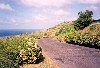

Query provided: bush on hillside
[17,44,42,64]
[55,22,76,42]
[64,23,100,48]
[65,31,100,47]
[55,23,75,36]
[81,23,100,40]
[74,10,93,30]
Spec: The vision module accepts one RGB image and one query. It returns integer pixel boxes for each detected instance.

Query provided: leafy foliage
[55,22,75,36]
[17,44,42,64]
[55,22,76,42]
[65,23,100,47]
[0,34,43,68]
[74,10,93,30]
[65,31,100,47]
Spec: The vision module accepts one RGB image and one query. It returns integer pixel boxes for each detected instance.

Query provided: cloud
[43,9,71,16]
[24,19,32,23]
[85,5,99,11]
[1,0,99,29]
[19,0,73,8]
[19,15,48,25]
[54,9,71,15]
[17,0,100,8]
[0,18,17,25]
[33,15,48,22]
[10,18,16,23]
[79,0,100,4]
[0,3,13,11]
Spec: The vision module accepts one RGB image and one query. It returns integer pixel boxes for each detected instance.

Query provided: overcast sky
[0,0,100,29]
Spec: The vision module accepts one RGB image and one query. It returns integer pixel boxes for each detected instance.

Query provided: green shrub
[55,23,75,36]
[65,31,100,47]
[74,10,93,30]
[17,44,42,64]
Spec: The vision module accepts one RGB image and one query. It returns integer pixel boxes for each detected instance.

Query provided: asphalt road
[38,38,100,68]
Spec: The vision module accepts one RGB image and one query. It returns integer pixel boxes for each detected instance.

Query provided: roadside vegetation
[0,30,58,68]
[0,33,43,68]
[55,10,100,48]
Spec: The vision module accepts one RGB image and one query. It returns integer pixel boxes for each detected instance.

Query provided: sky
[0,0,100,29]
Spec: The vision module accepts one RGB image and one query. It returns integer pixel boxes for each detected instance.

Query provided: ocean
[0,29,39,37]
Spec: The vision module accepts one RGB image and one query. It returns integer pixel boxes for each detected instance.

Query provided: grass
[82,23,100,40]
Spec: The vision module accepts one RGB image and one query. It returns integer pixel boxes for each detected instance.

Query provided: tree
[74,10,93,30]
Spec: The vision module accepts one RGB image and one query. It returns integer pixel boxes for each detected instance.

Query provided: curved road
[38,38,100,68]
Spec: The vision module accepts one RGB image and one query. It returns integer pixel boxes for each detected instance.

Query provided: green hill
[53,22,100,47]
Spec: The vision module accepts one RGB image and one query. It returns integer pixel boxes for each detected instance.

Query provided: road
[38,38,100,68]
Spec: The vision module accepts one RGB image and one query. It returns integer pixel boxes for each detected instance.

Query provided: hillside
[52,22,100,47]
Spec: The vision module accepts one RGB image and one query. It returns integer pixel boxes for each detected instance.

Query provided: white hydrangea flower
[28,48,31,51]
[34,43,38,48]
[20,49,25,57]
[27,42,33,45]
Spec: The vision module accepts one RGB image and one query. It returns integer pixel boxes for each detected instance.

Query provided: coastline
[0,29,40,37]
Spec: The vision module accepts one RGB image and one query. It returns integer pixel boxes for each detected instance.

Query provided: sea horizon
[0,29,41,37]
